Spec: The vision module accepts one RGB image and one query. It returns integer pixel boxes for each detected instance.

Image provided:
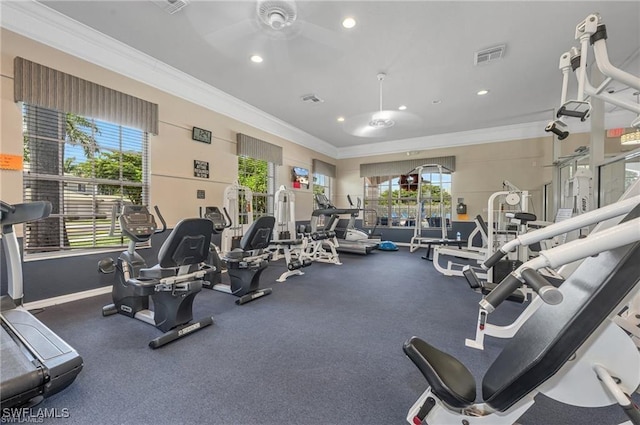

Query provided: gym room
[1,1,639,424]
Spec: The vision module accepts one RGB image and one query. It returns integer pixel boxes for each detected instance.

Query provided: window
[237,156,275,220]
[312,173,332,209]
[22,105,148,254]
[364,172,452,228]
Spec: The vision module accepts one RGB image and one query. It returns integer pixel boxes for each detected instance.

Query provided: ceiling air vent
[301,94,324,104]
[151,0,189,15]
[474,44,506,65]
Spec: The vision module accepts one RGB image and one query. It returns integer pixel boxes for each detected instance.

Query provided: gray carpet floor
[27,247,629,424]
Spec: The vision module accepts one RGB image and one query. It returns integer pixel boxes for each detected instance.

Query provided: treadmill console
[119,205,157,242]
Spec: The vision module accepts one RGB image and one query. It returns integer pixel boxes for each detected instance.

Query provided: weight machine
[546,13,640,140]
[408,164,453,253]
[404,204,640,425]
[269,185,312,282]
[464,183,640,350]
[221,182,253,253]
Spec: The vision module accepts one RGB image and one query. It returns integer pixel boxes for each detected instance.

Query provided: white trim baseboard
[24,286,111,310]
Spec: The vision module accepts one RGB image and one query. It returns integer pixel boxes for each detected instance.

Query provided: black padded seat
[403,337,476,408]
[512,212,537,223]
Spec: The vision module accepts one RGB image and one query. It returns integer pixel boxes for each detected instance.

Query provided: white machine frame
[409,164,453,253]
[466,181,640,350]
[221,182,253,253]
[408,217,640,425]
[270,185,314,282]
[547,14,640,139]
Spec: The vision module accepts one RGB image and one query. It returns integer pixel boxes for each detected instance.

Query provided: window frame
[363,173,453,228]
[237,155,275,219]
[21,104,149,257]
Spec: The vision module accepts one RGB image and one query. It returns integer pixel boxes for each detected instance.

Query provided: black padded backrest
[240,216,275,251]
[157,218,213,268]
[475,215,489,238]
[482,205,640,412]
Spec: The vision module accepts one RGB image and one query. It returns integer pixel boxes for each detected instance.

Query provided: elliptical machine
[99,205,214,348]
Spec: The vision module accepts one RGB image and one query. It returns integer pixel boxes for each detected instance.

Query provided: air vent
[151,0,189,15]
[301,94,324,104]
[474,44,506,65]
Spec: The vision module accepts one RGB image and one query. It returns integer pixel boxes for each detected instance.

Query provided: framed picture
[291,166,309,189]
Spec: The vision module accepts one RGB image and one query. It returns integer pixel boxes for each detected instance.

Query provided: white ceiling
[8,1,640,155]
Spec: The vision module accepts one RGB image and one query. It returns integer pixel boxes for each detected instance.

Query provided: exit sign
[607,128,624,138]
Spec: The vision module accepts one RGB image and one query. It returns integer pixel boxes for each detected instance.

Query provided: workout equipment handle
[545,121,569,140]
[520,268,563,305]
[222,207,233,228]
[483,250,506,269]
[154,206,167,234]
[480,274,522,313]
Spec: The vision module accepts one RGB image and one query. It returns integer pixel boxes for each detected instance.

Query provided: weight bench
[404,224,640,424]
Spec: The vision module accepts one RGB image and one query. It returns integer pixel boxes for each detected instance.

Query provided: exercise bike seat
[403,336,476,408]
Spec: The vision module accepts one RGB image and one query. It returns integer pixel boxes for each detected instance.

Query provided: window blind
[360,156,455,177]
[14,57,158,135]
[236,133,283,165]
[312,159,336,178]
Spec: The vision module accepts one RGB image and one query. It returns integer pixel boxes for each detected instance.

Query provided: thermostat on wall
[192,127,212,144]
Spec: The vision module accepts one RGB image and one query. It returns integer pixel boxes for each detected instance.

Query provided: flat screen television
[291,166,309,189]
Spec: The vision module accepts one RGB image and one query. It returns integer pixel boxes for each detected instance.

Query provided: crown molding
[336,110,637,159]
[1,2,635,162]
[0,1,338,158]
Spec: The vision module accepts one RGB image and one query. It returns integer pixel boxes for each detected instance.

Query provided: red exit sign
[607,128,625,138]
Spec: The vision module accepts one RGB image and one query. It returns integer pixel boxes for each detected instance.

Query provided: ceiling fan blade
[297,20,352,52]
[343,110,423,138]
[202,19,261,56]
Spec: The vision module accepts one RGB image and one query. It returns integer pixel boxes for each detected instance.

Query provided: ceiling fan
[186,0,350,65]
[342,73,423,138]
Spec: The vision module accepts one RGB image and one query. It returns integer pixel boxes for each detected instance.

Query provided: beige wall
[336,131,627,221]
[1,28,629,230]
[0,29,334,227]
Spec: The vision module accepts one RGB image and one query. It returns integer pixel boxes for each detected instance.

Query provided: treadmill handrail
[311,208,360,217]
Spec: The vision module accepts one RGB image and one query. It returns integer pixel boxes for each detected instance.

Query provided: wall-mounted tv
[292,166,309,189]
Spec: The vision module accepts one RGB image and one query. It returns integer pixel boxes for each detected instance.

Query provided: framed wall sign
[194,160,209,179]
[192,127,212,144]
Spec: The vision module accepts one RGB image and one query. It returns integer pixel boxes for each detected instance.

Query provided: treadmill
[1,201,83,408]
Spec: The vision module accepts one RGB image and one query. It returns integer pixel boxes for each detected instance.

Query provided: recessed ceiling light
[250,55,263,63]
[342,17,356,29]
[432,99,442,104]
[477,89,489,96]
[398,105,407,111]
[337,117,345,122]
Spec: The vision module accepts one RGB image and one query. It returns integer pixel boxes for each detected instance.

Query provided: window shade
[360,156,455,177]
[14,57,159,135]
[236,133,283,165]
[312,159,336,178]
